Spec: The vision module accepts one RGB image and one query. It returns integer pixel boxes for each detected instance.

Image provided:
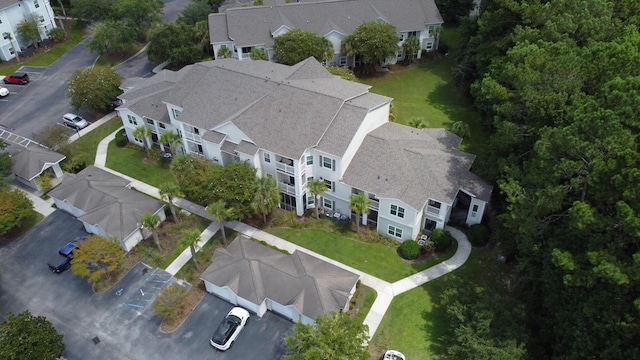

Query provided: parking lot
[0,210,292,359]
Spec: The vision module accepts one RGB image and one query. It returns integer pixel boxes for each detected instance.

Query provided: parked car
[210,307,250,351]
[3,72,29,85]
[58,236,87,257]
[0,87,8,97]
[383,350,406,360]
[62,113,89,130]
[48,254,72,274]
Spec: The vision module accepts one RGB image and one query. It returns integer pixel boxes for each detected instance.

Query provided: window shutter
[332,159,335,171]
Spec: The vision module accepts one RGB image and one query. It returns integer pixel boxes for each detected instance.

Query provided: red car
[3,72,29,85]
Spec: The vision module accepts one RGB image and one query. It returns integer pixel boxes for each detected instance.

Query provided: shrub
[437,43,449,55]
[47,27,66,43]
[431,229,452,251]
[399,240,421,260]
[422,239,436,253]
[468,224,489,246]
[115,130,128,147]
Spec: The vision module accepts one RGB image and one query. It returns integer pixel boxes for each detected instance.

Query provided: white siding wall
[466,198,487,226]
[377,199,418,241]
[0,1,56,60]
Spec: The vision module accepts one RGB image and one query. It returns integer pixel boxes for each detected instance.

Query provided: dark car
[48,254,72,274]
[3,72,29,85]
[58,236,87,257]
[210,307,250,351]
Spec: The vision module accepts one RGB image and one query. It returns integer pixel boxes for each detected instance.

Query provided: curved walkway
[93,129,472,339]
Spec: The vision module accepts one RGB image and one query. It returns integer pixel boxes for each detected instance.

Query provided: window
[388,225,402,238]
[158,123,165,129]
[397,50,403,59]
[398,34,404,42]
[133,136,142,143]
[390,205,405,218]
[193,127,200,135]
[407,31,418,38]
[324,179,334,192]
[3,32,9,40]
[339,56,347,66]
[146,119,154,125]
[307,195,315,206]
[306,155,313,165]
[9,47,14,55]
[127,115,137,125]
[172,108,181,119]
[34,0,39,8]
[426,42,433,51]
[264,153,271,163]
[428,199,441,208]
[307,176,313,182]
[320,155,335,170]
[242,47,251,54]
[323,198,333,209]
[471,204,479,217]
[39,15,44,23]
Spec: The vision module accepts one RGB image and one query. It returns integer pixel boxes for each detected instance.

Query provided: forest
[455,0,640,358]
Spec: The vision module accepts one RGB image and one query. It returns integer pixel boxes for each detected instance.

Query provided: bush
[399,240,421,260]
[437,43,449,55]
[467,224,489,246]
[47,27,66,43]
[431,229,452,251]
[115,130,128,147]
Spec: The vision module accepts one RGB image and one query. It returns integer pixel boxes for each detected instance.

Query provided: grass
[106,142,177,188]
[0,23,86,74]
[353,286,377,324]
[359,26,486,156]
[62,117,123,169]
[368,247,513,359]
[269,228,457,283]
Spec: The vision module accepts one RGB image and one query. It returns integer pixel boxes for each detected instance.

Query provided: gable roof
[201,236,359,320]
[10,145,66,181]
[210,0,444,47]
[342,122,492,210]
[119,58,391,159]
[0,0,20,11]
[48,166,164,240]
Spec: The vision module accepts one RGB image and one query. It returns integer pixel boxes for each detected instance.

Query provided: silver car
[62,113,89,130]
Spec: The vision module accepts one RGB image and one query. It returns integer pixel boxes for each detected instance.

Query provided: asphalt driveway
[0,210,292,359]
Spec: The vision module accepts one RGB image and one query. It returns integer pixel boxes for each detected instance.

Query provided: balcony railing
[278,181,296,195]
[427,205,441,216]
[276,161,296,175]
[184,132,201,143]
[368,198,379,211]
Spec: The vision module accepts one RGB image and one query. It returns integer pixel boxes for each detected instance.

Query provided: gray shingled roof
[210,0,443,47]
[0,0,19,11]
[342,123,492,210]
[201,236,359,320]
[48,166,164,241]
[10,145,65,181]
[120,58,391,159]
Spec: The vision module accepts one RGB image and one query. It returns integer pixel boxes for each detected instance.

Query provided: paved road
[0,210,292,359]
[0,0,191,138]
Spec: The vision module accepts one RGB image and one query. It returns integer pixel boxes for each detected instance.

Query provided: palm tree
[252,176,281,225]
[321,37,334,63]
[207,200,235,245]
[403,36,420,61]
[349,193,371,234]
[6,33,19,62]
[159,182,181,224]
[408,117,426,129]
[307,179,328,220]
[159,130,181,155]
[133,126,153,160]
[140,213,162,252]
[181,229,201,271]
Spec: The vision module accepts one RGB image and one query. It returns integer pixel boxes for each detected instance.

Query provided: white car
[210,307,250,351]
[384,350,406,360]
[0,87,8,97]
[62,113,89,130]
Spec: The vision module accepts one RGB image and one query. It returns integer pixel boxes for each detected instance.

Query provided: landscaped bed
[268,227,458,283]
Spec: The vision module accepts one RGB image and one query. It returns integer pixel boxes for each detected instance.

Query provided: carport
[201,236,359,324]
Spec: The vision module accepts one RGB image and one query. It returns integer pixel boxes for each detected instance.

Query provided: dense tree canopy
[0,186,33,235]
[71,235,124,283]
[67,66,123,113]
[0,310,65,360]
[87,20,136,56]
[274,28,333,65]
[147,22,208,66]
[284,311,369,360]
[455,0,640,358]
[0,140,10,178]
[435,0,475,22]
[341,20,399,69]
[177,0,212,26]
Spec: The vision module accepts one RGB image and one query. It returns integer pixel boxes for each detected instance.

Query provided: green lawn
[368,248,513,359]
[269,228,457,283]
[106,142,176,188]
[359,27,486,156]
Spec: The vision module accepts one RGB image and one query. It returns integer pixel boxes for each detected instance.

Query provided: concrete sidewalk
[93,128,473,339]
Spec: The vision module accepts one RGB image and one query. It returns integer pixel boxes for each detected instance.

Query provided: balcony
[368,198,379,211]
[276,161,296,175]
[184,132,201,143]
[278,181,296,195]
[427,205,441,216]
